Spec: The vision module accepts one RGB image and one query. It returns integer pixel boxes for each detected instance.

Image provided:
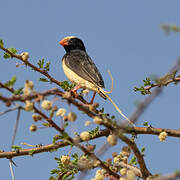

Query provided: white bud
[23,87,31,96]
[80,131,91,141]
[56,108,66,116]
[127,170,136,180]
[61,155,70,165]
[158,131,168,142]
[41,100,52,110]
[120,168,127,176]
[67,112,77,121]
[107,134,117,146]
[29,124,37,132]
[84,120,91,126]
[25,80,34,89]
[25,100,33,111]
[93,116,102,124]
[21,52,29,61]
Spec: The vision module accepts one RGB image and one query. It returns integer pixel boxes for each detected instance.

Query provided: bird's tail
[100,89,135,126]
[98,90,107,100]
[98,70,135,126]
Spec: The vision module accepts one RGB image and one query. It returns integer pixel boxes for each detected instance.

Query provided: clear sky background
[1,1,180,180]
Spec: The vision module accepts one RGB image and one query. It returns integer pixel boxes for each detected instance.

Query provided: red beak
[59,39,68,46]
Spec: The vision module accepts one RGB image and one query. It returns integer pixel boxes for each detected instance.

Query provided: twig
[33,106,120,179]
[129,59,180,124]
[118,133,151,179]
[0,46,62,86]
[0,125,180,159]
[9,106,21,180]
[144,77,180,92]
[0,104,20,116]
[11,107,21,146]
[0,82,14,93]
[0,129,108,159]
[78,142,110,180]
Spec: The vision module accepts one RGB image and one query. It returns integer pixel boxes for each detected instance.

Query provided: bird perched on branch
[59,36,106,104]
[59,36,134,126]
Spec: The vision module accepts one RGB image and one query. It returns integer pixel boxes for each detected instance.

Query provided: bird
[59,36,134,126]
[59,36,106,104]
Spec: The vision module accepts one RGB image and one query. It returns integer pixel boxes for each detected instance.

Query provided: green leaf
[129,156,137,165]
[60,81,70,91]
[5,76,16,87]
[143,121,149,127]
[89,126,99,137]
[49,176,56,180]
[44,61,50,72]
[8,48,17,54]
[111,115,115,120]
[11,145,22,150]
[29,149,35,156]
[0,40,4,47]
[39,78,49,82]
[13,87,23,95]
[42,122,50,127]
[3,48,17,59]
[3,53,11,59]
[141,146,145,156]
[52,135,61,144]
[143,77,151,86]
[60,80,75,91]
[51,169,59,175]
[133,86,150,95]
[37,59,44,69]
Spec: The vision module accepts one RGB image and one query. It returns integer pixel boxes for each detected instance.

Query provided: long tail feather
[102,91,135,127]
[99,70,135,126]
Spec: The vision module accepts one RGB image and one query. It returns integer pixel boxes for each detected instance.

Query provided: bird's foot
[70,85,81,98]
[89,92,96,104]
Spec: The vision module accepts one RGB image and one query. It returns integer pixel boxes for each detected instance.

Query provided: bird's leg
[89,92,96,104]
[70,85,81,98]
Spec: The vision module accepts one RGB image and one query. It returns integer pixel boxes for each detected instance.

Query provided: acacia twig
[129,59,180,124]
[118,133,151,179]
[0,46,62,86]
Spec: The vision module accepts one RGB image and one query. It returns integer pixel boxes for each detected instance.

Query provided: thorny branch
[129,59,180,124]
[0,44,180,180]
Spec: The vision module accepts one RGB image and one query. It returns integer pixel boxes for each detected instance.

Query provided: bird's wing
[63,50,105,88]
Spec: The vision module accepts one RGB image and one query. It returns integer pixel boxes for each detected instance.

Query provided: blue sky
[1,1,180,179]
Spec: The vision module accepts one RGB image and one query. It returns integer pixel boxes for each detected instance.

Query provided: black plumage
[60,36,106,100]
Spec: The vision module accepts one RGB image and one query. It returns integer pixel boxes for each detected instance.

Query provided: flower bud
[41,100,52,110]
[107,134,117,146]
[80,131,91,141]
[56,108,66,116]
[84,120,91,126]
[158,131,168,142]
[25,100,33,111]
[21,52,29,61]
[120,168,127,176]
[32,114,42,122]
[23,88,31,96]
[61,155,70,165]
[93,116,102,124]
[29,124,37,132]
[67,112,77,121]
[25,80,34,89]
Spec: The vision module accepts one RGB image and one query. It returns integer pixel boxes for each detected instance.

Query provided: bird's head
[59,36,86,52]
